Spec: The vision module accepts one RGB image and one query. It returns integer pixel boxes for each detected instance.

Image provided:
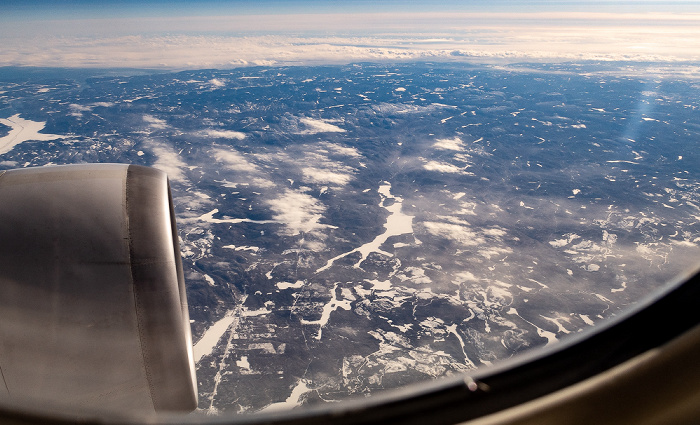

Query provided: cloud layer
[2,12,699,69]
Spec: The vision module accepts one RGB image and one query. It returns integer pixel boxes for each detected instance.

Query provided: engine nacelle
[0,164,197,413]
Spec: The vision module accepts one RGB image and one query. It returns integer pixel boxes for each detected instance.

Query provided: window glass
[1,1,699,415]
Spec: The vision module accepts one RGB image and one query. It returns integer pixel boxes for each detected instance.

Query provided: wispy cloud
[423,160,473,175]
[295,117,346,134]
[421,221,485,246]
[202,129,246,140]
[212,147,259,173]
[317,141,362,159]
[149,140,187,182]
[433,137,465,151]
[302,167,354,185]
[297,150,357,186]
[266,190,334,236]
[143,114,168,129]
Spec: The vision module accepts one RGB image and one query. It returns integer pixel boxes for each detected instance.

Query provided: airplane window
[1,1,699,423]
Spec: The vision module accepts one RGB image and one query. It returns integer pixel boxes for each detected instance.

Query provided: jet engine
[0,164,197,413]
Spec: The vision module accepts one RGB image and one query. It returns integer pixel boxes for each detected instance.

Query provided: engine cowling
[0,164,197,413]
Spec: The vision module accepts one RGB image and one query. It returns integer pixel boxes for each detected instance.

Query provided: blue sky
[4,0,700,20]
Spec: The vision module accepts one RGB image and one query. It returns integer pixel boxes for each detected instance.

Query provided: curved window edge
[1,266,699,425]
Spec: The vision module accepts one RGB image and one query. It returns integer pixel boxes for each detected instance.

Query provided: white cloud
[150,140,187,182]
[266,190,332,236]
[67,102,114,117]
[2,12,699,69]
[318,142,362,159]
[143,115,168,129]
[453,271,479,284]
[297,118,346,134]
[256,143,358,187]
[203,129,246,140]
[250,177,276,188]
[423,160,471,175]
[478,246,512,260]
[433,137,464,151]
[209,78,225,87]
[212,148,259,173]
[422,221,485,246]
[369,103,450,115]
[302,167,354,185]
[482,227,507,237]
[69,103,92,117]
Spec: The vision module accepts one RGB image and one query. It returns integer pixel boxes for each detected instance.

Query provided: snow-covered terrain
[0,62,698,413]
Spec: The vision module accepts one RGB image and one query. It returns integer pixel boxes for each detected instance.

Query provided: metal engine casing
[0,164,197,413]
